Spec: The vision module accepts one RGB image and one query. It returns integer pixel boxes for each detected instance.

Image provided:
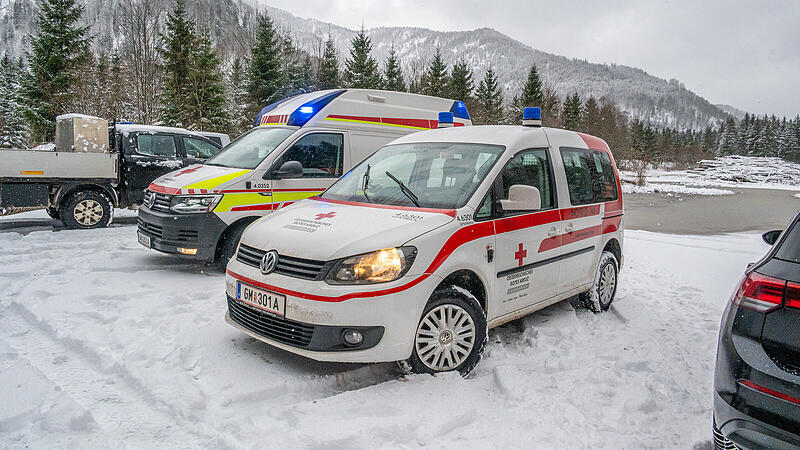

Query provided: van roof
[254,89,471,133]
[390,125,612,155]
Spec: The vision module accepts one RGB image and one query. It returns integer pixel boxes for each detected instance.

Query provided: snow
[622,182,734,196]
[0,219,770,448]
[55,113,104,122]
[31,143,55,151]
[795,193,800,199]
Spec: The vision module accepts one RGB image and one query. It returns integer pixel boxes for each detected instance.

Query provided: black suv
[714,210,800,448]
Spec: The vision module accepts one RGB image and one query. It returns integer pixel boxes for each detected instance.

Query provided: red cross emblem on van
[515,243,527,267]
[315,211,337,220]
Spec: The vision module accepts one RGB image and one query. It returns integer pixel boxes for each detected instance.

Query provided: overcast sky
[261,0,800,118]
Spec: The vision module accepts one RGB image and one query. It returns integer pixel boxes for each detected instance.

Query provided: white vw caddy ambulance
[137,89,471,266]
[225,108,624,375]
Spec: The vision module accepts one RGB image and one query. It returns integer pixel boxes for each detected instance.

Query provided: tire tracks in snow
[0,304,238,449]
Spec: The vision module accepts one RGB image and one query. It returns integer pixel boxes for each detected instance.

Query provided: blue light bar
[438,111,454,127]
[450,100,471,121]
[523,107,542,120]
[287,90,347,127]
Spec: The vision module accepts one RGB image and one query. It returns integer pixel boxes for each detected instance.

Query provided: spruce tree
[343,27,382,89]
[0,55,31,148]
[281,37,314,97]
[185,30,229,131]
[21,0,90,142]
[228,56,251,134]
[474,68,504,125]
[561,92,582,130]
[383,47,406,92]
[508,65,544,123]
[446,58,474,106]
[248,13,286,107]
[317,36,340,90]
[420,47,448,97]
[717,117,738,156]
[582,96,601,135]
[159,0,196,127]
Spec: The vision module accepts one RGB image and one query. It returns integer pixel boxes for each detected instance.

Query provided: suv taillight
[787,282,800,309]
[734,272,786,312]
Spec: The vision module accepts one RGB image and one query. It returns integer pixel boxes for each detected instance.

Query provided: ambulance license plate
[237,282,285,316]
[137,231,151,248]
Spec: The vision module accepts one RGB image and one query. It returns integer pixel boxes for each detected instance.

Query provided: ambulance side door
[267,131,347,208]
[492,148,561,319]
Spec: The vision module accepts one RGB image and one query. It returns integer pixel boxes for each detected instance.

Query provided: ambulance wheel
[218,221,249,270]
[403,288,487,376]
[60,191,113,229]
[580,251,619,313]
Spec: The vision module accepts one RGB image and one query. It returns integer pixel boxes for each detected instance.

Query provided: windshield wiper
[361,164,372,203]
[385,171,420,207]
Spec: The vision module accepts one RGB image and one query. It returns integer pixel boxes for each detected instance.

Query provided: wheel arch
[54,183,118,209]
[602,237,622,270]
[433,269,488,314]
[214,215,260,260]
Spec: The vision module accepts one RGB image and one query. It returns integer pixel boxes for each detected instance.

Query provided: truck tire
[403,287,487,376]
[59,191,113,229]
[218,221,250,270]
[46,207,61,221]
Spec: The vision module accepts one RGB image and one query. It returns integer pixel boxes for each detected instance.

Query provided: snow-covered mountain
[1,0,731,130]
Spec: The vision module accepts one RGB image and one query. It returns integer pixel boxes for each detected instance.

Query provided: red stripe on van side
[148,183,182,195]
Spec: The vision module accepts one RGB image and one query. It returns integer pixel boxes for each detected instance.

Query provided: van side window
[560,148,618,205]
[499,149,554,211]
[183,136,220,159]
[136,134,177,157]
[474,191,493,220]
[279,133,344,178]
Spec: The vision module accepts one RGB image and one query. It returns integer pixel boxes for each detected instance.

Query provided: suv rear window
[560,148,618,206]
[776,219,800,263]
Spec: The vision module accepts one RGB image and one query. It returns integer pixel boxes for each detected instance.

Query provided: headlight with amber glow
[325,246,417,284]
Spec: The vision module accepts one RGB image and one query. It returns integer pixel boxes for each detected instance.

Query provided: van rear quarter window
[776,218,800,263]
[560,147,618,206]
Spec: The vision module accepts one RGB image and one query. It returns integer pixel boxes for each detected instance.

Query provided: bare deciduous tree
[117,0,164,124]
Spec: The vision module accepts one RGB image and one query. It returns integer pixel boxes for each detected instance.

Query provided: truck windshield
[204,127,295,169]
[321,142,504,209]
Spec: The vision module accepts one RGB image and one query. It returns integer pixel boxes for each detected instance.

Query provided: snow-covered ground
[0,221,770,448]
[621,183,734,196]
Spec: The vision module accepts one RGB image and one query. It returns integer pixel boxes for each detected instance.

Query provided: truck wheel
[218,221,249,270]
[60,191,113,229]
[403,288,487,376]
[46,207,61,221]
[579,251,619,313]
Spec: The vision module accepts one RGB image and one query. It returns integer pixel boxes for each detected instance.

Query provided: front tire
[218,221,250,270]
[580,251,619,313]
[404,288,487,376]
[59,191,113,229]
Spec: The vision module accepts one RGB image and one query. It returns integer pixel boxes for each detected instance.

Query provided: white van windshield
[321,142,504,209]
[205,127,295,169]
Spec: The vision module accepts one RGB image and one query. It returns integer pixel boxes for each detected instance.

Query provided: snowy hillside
[1,0,731,130]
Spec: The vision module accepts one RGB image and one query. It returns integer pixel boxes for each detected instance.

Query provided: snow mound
[689,156,800,187]
[794,193,800,199]
[31,143,55,151]
[622,183,734,196]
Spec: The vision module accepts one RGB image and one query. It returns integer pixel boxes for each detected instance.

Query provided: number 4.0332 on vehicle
[225,108,624,375]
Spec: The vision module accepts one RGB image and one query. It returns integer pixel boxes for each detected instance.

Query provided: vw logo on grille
[146,193,156,209]
[260,250,279,275]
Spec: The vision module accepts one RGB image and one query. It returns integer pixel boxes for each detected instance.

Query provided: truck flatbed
[0,149,118,180]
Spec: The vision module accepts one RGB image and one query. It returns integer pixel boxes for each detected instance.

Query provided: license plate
[138,231,151,248]
[237,282,286,316]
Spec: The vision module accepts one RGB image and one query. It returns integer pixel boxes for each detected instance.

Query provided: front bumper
[224,261,441,363]
[137,206,227,262]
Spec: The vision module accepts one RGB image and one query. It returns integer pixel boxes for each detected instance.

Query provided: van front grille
[236,244,329,280]
[144,190,172,212]
[227,296,314,347]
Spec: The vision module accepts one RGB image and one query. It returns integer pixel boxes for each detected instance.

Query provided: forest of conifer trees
[1,0,798,168]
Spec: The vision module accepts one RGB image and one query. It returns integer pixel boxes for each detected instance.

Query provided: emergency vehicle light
[523,107,542,127]
[438,112,454,128]
[287,89,347,127]
[450,101,471,121]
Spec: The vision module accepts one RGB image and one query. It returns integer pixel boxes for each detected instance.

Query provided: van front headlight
[325,246,417,284]
[169,194,222,213]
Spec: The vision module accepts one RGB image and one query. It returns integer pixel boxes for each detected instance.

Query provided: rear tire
[580,251,619,313]
[59,191,113,229]
[403,288,487,376]
[218,221,250,270]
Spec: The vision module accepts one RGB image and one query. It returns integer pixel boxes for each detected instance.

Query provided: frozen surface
[0,224,769,448]
[622,183,734,196]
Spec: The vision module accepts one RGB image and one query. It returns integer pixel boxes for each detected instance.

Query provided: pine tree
[582,96,601,135]
[561,92,582,130]
[383,47,406,92]
[107,50,130,121]
[228,56,251,135]
[21,0,91,142]
[0,55,31,148]
[717,117,738,156]
[184,30,229,131]
[474,68,503,125]
[420,47,448,97]
[343,26,382,89]
[159,0,196,127]
[317,36,340,90]
[508,65,544,123]
[446,58,474,106]
[247,13,286,107]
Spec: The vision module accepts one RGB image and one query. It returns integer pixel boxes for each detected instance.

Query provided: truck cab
[137,89,472,266]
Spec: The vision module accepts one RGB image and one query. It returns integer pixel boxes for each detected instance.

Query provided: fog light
[178,247,198,255]
[342,329,363,346]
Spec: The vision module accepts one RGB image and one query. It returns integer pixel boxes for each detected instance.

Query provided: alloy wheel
[73,199,103,226]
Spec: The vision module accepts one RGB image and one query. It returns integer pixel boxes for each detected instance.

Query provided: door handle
[548,226,559,236]
[565,223,575,232]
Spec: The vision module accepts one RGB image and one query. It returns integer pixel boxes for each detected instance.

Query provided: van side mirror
[500,185,541,211]
[762,230,782,246]
[272,160,303,179]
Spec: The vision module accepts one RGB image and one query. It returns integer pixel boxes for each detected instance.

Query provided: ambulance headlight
[169,194,222,213]
[326,246,417,284]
